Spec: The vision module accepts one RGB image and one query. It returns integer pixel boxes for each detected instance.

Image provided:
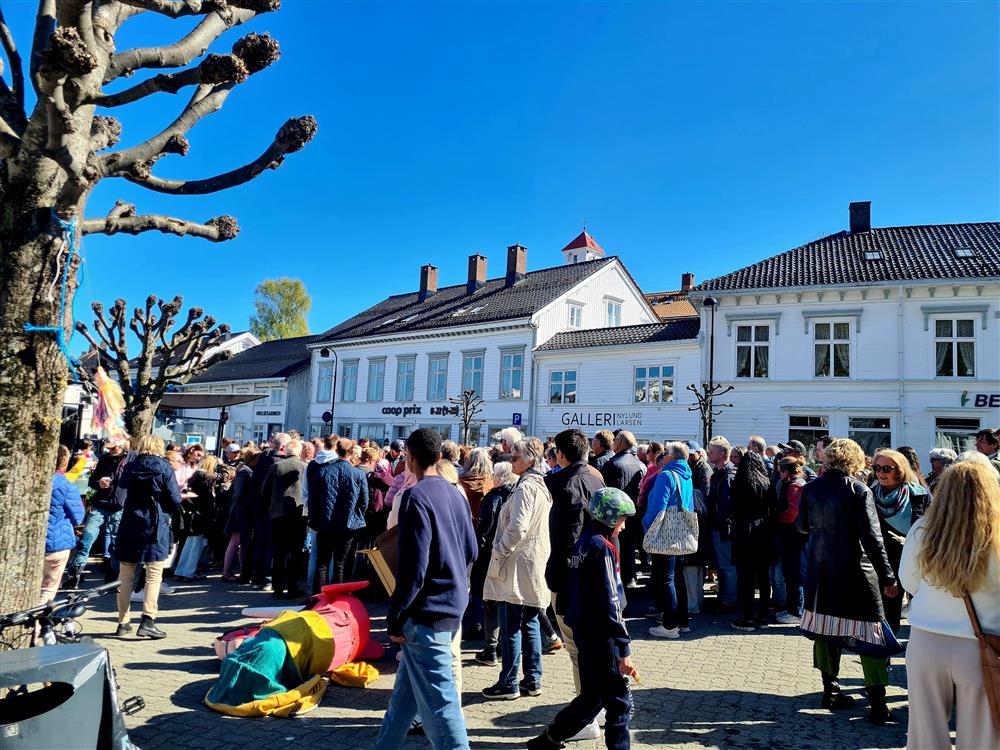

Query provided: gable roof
[316,257,615,343]
[187,335,318,384]
[644,290,698,319]
[560,230,605,256]
[536,318,700,352]
[696,222,1000,292]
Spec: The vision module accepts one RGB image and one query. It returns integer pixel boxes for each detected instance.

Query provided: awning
[158,393,266,409]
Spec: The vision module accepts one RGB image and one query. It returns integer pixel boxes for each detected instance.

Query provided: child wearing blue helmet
[528,487,638,749]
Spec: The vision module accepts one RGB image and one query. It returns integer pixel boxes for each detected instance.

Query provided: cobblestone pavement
[77,575,909,750]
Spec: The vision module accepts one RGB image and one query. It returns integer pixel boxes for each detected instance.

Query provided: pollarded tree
[76,294,234,437]
[0,1,316,617]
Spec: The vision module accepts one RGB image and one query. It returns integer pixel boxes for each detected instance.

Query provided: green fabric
[813,639,889,686]
[206,629,303,706]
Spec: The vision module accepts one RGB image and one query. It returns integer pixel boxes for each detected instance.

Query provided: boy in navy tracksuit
[528,488,637,750]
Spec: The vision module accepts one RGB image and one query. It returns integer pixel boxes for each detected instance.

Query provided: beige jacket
[483,471,552,609]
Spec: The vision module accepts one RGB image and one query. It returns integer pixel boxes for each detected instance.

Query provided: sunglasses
[874,464,896,474]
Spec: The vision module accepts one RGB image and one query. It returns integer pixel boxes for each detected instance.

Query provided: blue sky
[5,1,998,349]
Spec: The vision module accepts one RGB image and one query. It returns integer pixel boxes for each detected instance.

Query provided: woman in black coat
[796,438,899,724]
[115,435,182,639]
[729,451,775,631]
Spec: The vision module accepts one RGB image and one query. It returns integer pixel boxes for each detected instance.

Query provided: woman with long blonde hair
[900,461,1000,749]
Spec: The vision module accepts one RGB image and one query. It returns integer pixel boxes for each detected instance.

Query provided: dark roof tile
[536,318,700,352]
[188,335,318,384]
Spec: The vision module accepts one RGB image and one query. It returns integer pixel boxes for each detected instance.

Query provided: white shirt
[899,517,1000,639]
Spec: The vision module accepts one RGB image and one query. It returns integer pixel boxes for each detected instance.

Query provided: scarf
[871,481,919,536]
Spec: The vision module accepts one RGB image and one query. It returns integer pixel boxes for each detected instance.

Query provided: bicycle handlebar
[0,580,120,629]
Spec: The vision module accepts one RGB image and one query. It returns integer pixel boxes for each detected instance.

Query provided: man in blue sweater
[375,428,477,750]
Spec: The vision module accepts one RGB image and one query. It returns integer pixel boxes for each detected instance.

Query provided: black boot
[526,730,564,750]
[136,615,166,639]
[821,672,855,710]
[866,685,894,725]
[115,623,132,637]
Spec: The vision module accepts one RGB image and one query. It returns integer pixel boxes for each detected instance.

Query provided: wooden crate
[358,525,399,595]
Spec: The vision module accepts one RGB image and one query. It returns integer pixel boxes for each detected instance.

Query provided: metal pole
[706,305,716,445]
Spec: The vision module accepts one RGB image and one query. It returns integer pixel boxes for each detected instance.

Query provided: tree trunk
[0,200,78,618]
[124,402,155,439]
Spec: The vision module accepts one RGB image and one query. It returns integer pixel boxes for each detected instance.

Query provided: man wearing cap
[65,437,135,587]
[684,441,712,498]
[388,439,407,477]
[222,442,242,466]
[776,440,817,481]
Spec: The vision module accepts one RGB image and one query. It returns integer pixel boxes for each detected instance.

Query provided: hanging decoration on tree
[91,367,128,441]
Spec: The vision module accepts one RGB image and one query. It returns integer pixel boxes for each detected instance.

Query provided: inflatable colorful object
[206,582,384,717]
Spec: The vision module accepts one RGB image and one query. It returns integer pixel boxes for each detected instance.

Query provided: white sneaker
[679,625,692,633]
[568,720,600,741]
[776,612,801,625]
[159,581,174,595]
[130,589,144,602]
[649,625,680,639]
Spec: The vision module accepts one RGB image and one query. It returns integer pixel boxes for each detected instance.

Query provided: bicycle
[0,579,120,649]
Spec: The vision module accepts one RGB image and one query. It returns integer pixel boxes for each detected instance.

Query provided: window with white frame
[251,424,266,444]
[336,423,353,438]
[788,415,828,449]
[935,416,979,453]
[461,352,484,396]
[270,387,285,405]
[232,423,248,441]
[396,356,415,401]
[427,355,448,400]
[341,360,358,402]
[499,350,524,399]
[316,363,333,403]
[814,322,851,378]
[549,370,577,404]
[605,299,622,327]
[848,417,891,455]
[568,304,583,329]
[366,358,385,401]
[308,422,325,439]
[357,423,384,441]
[934,319,975,377]
[736,324,770,378]
[634,365,675,403]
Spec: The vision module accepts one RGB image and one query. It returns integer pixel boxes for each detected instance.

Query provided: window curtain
[754,346,769,378]
[935,342,952,376]
[737,345,751,377]
[834,343,850,377]
[814,345,830,377]
[957,341,975,376]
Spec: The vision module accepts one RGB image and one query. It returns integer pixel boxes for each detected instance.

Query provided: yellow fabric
[66,457,87,482]
[264,609,334,678]
[330,662,380,688]
[205,675,330,718]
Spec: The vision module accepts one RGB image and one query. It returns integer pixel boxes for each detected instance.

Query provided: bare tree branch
[0,5,25,123]
[90,31,278,107]
[0,115,20,158]
[80,212,240,242]
[98,82,232,174]
[104,2,276,82]
[30,0,57,98]
[117,0,213,17]
[120,114,316,195]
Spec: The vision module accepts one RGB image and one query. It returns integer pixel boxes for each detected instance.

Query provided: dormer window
[954,247,976,258]
[863,250,883,261]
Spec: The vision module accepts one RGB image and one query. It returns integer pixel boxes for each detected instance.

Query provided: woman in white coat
[900,461,1000,750]
[482,437,553,700]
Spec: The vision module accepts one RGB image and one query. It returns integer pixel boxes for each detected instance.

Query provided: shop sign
[382,404,423,417]
[560,411,643,428]
[255,409,282,417]
[960,391,1000,408]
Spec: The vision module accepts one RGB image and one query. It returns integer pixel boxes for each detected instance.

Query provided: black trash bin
[0,643,133,749]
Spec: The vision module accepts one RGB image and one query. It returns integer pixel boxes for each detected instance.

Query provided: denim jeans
[779,533,805,616]
[498,602,542,690]
[482,599,500,653]
[710,530,737,606]
[769,562,786,609]
[374,619,469,750]
[650,554,688,629]
[173,535,207,578]
[70,508,122,571]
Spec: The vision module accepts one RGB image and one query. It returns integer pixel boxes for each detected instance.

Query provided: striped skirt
[800,608,885,645]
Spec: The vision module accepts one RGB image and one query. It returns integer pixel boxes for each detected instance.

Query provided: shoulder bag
[964,594,1000,730]
[642,490,699,556]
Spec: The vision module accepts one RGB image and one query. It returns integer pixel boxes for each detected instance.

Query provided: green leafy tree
[250,277,310,341]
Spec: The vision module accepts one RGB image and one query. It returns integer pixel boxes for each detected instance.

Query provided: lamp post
[703,296,718,445]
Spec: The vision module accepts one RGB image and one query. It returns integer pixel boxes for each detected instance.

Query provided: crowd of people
[39,423,1000,749]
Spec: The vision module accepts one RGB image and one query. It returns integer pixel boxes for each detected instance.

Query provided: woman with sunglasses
[871,449,931,634]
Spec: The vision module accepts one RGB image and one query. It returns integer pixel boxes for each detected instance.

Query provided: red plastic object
[308,581,385,668]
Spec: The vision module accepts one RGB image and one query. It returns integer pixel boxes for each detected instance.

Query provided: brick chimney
[467,254,487,295]
[849,201,871,234]
[681,272,695,292]
[419,264,438,302]
[506,244,527,286]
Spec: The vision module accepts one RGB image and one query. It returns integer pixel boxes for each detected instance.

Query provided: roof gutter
[687,275,1000,299]
[308,320,534,350]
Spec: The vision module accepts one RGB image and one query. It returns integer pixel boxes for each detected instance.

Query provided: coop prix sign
[560,411,644,428]
[381,404,461,417]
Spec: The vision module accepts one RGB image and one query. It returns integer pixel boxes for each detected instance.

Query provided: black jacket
[545,461,605,607]
[689,457,712,498]
[600,450,646,501]
[589,450,613,472]
[470,483,514,596]
[87,450,134,512]
[796,470,896,622]
[708,462,736,534]
[115,454,183,563]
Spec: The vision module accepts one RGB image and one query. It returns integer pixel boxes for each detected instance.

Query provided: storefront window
[788,415,828,450]
[935,416,979,452]
[336,423,353,438]
[848,416,891,455]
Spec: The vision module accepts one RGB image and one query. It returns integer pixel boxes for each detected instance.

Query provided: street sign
[322,411,333,424]
[512,413,522,426]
